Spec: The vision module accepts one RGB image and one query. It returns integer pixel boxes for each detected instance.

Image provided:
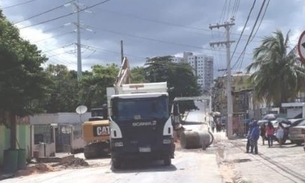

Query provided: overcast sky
[1,0,304,77]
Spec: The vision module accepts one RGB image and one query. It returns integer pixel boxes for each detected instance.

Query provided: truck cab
[108,83,175,169]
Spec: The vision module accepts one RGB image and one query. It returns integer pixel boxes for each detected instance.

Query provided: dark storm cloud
[1,0,304,75]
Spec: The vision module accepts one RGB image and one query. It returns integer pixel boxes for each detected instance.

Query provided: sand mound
[16,163,55,176]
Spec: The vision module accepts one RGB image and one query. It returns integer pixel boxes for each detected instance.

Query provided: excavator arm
[114,57,131,94]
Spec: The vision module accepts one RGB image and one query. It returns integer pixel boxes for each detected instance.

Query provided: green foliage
[42,64,79,112]
[131,66,146,83]
[0,12,51,117]
[246,30,305,107]
[79,64,119,109]
[144,56,201,103]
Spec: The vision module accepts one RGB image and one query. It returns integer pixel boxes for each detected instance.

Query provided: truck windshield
[112,96,169,121]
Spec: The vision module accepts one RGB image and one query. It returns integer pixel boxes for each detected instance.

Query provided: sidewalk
[214,134,305,183]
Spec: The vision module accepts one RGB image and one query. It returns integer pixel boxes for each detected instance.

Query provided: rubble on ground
[59,157,89,168]
[15,163,55,176]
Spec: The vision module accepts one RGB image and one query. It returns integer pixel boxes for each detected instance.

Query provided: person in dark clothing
[260,124,266,145]
[250,120,260,154]
[246,122,253,153]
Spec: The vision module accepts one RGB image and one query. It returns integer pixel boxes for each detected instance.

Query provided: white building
[171,57,183,63]
[171,52,214,93]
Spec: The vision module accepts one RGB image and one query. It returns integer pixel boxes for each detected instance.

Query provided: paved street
[1,100,224,183]
[215,134,305,183]
[2,149,222,183]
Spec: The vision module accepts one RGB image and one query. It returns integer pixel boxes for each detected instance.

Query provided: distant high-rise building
[204,56,214,92]
[171,52,214,93]
[171,57,183,63]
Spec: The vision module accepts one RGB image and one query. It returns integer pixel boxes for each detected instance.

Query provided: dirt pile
[15,163,55,176]
[60,157,89,168]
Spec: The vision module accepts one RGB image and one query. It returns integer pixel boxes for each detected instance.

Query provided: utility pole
[74,0,82,80]
[209,19,235,139]
[120,40,124,63]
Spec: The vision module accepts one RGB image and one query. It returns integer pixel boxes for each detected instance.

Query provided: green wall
[0,125,31,166]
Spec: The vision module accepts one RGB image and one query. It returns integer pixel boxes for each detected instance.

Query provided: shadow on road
[112,160,177,173]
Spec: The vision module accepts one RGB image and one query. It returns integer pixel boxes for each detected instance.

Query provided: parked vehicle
[258,118,303,144]
[289,119,305,146]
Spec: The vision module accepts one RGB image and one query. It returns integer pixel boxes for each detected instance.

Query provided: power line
[91,26,252,56]
[99,8,263,39]
[231,0,240,17]
[1,0,40,9]
[237,0,271,71]
[84,44,147,60]
[41,43,74,53]
[231,0,257,69]
[233,0,269,70]
[19,0,114,30]
[32,31,75,43]
[13,1,73,25]
[249,0,271,43]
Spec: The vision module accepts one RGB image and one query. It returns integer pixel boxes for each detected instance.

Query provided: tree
[131,66,146,83]
[144,56,201,103]
[0,11,51,149]
[79,64,118,109]
[43,64,79,112]
[246,30,305,107]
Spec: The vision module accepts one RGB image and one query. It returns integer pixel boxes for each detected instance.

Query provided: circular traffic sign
[297,30,305,64]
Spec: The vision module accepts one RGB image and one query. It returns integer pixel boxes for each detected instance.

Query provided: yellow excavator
[82,106,110,159]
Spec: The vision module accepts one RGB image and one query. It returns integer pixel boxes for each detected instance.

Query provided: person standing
[246,122,253,153]
[266,121,275,147]
[250,120,260,154]
[260,124,266,145]
[276,123,284,147]
[211,120,215,133]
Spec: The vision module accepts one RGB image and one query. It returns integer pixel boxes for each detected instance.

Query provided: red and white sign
[297,31,305,64]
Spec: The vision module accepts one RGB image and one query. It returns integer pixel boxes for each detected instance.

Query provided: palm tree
[246,30,305,108]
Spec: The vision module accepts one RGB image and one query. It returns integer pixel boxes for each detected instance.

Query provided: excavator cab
[90,104,108,120]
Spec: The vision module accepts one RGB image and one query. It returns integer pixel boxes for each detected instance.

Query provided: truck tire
[296,141,303,146]
[112,158,121,169]
[164,156,171,166]
[84,146,95,159]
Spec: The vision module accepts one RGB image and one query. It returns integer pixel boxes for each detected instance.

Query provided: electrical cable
[1,0,40,9]
[249,0,271,43]
[233,0,269,70]
[13,1,74,25]
[230,0,257,70]
[19,0,114,30]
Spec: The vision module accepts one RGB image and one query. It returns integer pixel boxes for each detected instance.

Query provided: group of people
[210,118,225,133]
[260,121,285,147]
[246,119,285,154]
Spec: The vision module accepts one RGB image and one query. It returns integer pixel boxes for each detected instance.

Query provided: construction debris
[15,163,55,176]
[60,157,89,168]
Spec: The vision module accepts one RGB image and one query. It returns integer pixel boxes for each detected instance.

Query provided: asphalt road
[2,99,222,183]
[3,149,222,183]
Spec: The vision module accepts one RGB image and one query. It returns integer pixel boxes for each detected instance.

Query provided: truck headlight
[114,142,124,147]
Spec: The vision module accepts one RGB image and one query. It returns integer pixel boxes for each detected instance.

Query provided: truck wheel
[84,146,95,159]
[296,141,303,146]
[112,159,121,169]
[164,156,171,166]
